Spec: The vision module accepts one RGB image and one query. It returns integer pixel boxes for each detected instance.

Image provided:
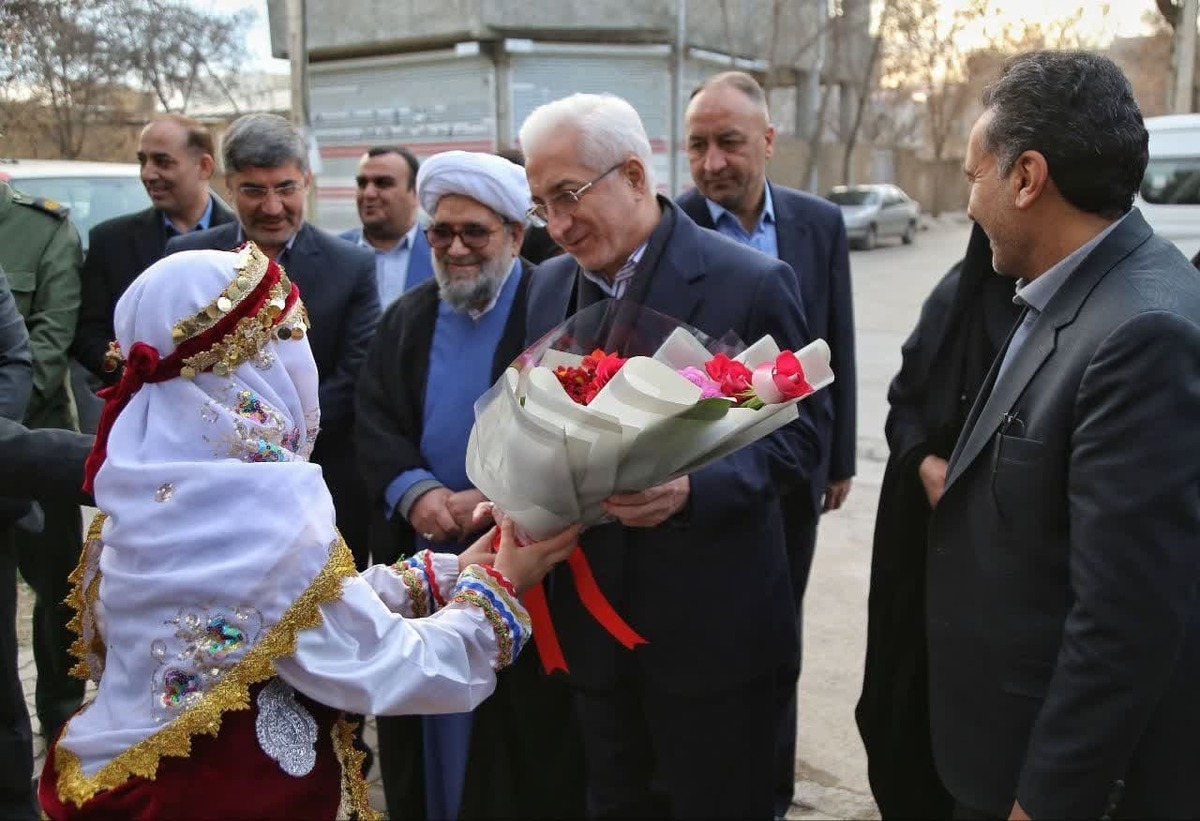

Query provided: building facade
[267,0,870,230]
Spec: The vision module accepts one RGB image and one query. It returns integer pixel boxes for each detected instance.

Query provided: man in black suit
[0,270,91,820]
[929,51,1200,820]
[678,70,856,817]
[519,92,819,819]
[165,113,380,568]
[73,114,236,384]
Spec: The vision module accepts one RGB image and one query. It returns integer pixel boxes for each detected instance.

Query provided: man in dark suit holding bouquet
[519,92,819,819]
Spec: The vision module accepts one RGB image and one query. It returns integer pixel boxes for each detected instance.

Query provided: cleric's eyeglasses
[424,221,507,250]
[525,162,623,228]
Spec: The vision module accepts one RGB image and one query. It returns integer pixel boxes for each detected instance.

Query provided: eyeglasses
[424,221,507,250]
[237,181,304,202]
[525,162,623,228]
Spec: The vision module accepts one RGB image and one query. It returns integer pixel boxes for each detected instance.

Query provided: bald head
[685,71,775,229]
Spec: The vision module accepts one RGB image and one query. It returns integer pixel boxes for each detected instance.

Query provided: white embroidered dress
[46,248,529,818]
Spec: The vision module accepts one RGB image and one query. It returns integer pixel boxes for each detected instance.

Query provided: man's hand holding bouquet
[464,300,834,671]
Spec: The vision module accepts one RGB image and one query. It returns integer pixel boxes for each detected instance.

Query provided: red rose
[770,351,813,400]
[556,351,625,405]
[592,352,626,388]
[704,353,753,397]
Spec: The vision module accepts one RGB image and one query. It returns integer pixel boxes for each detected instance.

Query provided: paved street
[789,216,973,820]
[19,216,974,817]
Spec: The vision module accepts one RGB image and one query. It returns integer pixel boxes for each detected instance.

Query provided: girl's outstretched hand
[492,518,580,594]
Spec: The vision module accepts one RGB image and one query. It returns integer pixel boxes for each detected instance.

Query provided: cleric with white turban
[358,151,580,821]
[416,150,532,225]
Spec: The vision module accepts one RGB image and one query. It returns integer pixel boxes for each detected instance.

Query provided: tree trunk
[841,31,885,185]
[802,82,834,192]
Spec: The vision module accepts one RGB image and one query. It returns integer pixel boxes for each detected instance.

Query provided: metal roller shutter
[309,53,497,230]
[509,50,672,189]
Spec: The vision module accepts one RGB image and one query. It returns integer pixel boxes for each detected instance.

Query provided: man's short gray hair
[221,113,309,174]
[518,93,656,191]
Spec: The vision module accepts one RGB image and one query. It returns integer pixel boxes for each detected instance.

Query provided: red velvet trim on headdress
[82,254,300,494]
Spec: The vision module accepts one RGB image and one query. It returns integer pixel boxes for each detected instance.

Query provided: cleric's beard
[433,248,514,313]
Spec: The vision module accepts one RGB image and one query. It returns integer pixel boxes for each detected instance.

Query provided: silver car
[827,184,920,250]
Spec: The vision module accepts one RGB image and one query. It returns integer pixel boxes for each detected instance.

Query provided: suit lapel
[408,229,435,290]
[944,211,1154,490]
[641,203,705,325]
[210,195,237,227]
[132,208,166,273]
[678,192,717,231]
[944,308,1044,488]
[280,223,319,270]
[769,183,811,285]
[492,260,534,379]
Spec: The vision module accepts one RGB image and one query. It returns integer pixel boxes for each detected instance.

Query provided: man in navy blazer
[338,145,434,309]
[930,52,1200,820]
[165,113,380,567]
[519,92,820,819]
[678,70,856,817]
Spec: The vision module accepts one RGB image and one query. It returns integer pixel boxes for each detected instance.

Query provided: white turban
[416,150,532,224]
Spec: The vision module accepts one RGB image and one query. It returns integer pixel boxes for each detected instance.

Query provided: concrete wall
[765,135,968,215]
[269,0,870,83]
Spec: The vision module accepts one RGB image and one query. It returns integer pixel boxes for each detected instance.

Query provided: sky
[947,0,1156,50]
[188,0,1160,74]
[186,0,288,74]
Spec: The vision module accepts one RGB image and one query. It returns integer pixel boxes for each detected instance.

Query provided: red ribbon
[83,342,166,494]
[490,530,647,674]
[523,582,567,674]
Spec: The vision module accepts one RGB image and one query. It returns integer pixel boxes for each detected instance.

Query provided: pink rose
[750,351,813,406]
[678,366,725,399]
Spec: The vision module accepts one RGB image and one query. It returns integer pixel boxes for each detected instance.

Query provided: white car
[827,184,921,250]
[1136,114,1200,261]
[0,158,149,253]
[0,159,150,433]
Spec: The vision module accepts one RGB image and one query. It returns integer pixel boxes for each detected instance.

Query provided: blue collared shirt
[162,195,215,238]
[993,213,1128,386]
[353,223,419,309]
[704,183,779,259]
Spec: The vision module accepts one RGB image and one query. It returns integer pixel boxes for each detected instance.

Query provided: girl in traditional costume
[38,245,575,819]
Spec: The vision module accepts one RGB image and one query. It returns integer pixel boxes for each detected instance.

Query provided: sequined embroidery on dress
[235,390,276,425]
[255,677,318,777]
[149,606,264,723]
[204,387,313,464]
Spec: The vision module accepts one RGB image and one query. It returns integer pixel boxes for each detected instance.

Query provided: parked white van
[1137,114,1200,261]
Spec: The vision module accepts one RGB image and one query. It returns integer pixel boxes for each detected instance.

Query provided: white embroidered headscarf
[53,247,354,802]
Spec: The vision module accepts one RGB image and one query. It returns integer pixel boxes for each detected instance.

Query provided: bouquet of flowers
[464,300,834,672]
[466,299,834,540]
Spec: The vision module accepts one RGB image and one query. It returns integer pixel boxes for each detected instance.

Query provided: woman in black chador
[856,223,1022,818]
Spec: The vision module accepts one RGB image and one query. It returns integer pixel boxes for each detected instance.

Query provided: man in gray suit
[927,51,1200,820]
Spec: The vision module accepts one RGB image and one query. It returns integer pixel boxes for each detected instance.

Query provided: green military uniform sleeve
[26,215,83,428]
[0,186,83,429]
